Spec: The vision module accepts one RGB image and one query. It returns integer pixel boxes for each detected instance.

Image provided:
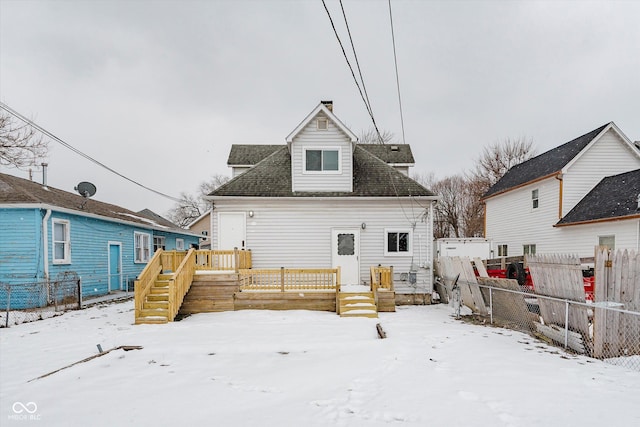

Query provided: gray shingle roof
[210,145,434,198]
[358,144,415,164]
[556,169,640,225]
[483,123,610,199]
[227,145,283,166]
[0,173,193,234]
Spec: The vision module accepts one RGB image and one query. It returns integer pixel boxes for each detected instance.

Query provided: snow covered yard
[1,302,639,427]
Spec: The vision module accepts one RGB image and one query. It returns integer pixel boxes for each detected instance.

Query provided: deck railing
[238,267,340,292]
[167,248,196,321]
[194,249,252,272]
[134,250,165,320]
[160,250,187,273]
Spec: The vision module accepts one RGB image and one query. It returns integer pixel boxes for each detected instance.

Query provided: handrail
[194,249,252,271]
[167,248,196,321]
[370,266,394,306]
[134,249,164,320]
[239,268,339,292]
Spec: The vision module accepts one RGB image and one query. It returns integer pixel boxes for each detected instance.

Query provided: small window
[176,239,185,251]
[532,189,539,209]
[385,229,412,256]
[304,149,340,172]
[598,235,615,250]
[317,118,328,130]
[135,232,151,263]
[201,230,209,236]
[498,244,508,257]
[52,219,71,264]
[153,236,166,252]
[337,233,355,256]
[523,244,536,255]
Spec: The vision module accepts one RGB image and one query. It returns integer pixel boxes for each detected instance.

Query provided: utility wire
[0,102,183,202]
[388,0,406,145]
[322,0,385,144]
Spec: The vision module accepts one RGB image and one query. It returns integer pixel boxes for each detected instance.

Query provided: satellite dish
[75,181,97,198]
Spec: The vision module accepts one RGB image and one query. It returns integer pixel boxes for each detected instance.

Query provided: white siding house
[483,122,640,258]
[208,101,439,295]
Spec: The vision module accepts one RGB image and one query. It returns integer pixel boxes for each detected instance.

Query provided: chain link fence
[0,276,81,327]
[440,277,640,371]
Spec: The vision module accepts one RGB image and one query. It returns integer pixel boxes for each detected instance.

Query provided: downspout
[42,208,52,280]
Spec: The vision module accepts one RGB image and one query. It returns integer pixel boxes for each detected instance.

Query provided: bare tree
[166,174,229,227]
[358,127,396,144]
[469,137,536,193]
[0,112,48,168]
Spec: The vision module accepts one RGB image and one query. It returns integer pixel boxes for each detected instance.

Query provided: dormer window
[304,148,340,173]
[317,118,328,130]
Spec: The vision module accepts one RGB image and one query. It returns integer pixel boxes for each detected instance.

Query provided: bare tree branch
[0,112,48,168]
[165,174,229,227]
[358,127,396,144]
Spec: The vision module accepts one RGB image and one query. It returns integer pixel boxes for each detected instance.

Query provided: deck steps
[135,275,174,324]
[339,292,378,318]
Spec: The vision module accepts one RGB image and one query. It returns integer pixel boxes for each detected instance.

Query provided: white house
[483,122,640,258]
[186,210,212,249]
[207,101,439,296]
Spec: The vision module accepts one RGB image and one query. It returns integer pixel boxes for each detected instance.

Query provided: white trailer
[435,238,494,260]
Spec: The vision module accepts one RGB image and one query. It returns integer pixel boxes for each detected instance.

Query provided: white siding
[556,219,640,257]
[486,177,561,257]
[291,112,353,192]
[232,167,250,177]
[212,198,435,292]
[562,129,640,215]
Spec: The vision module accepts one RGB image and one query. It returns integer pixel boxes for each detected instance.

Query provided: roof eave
[555,213,640,227]
[285,102,358,144]
[481,171,560,201]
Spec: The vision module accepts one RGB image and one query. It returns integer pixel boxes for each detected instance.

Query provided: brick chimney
[321,100,333,112]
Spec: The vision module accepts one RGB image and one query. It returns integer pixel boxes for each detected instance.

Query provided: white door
[218,212,246,250]
[331,228,360,285]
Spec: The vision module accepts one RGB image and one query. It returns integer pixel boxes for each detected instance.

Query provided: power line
[321,0,385,144]
[388,0,406,145]
[0,102,183,202]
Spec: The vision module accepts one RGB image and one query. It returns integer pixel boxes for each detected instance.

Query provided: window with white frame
[384,229,412,256]
[153,236,165,251]
[498,244,508,257]
[134,232,151,263]
[523,244,536,255]
[317,117,328,130]
[176,238,185,251]
[532,189,539,209]
[52,219,70,264]
[598,235,615,250]
[304,148,340,172]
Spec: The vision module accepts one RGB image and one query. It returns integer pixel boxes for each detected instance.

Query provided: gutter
[42,208,52,280]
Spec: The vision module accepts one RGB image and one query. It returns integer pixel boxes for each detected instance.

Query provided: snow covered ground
[1,301,639,427]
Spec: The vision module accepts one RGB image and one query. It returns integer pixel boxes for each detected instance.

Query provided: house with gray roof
[482,122,640,258]
[0,173,200,308]
[207,101,439,297]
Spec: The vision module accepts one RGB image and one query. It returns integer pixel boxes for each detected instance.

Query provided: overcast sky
[1,0,639,216]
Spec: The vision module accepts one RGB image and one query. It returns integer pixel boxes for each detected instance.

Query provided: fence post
[234,248,239,273]
[280,267,285,292]
[489,287,493,324]
[5,286,10,328]
[78,278,83,309]
[564,299,569,349]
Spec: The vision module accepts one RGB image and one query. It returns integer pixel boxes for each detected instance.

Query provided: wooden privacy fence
[238,268,340,292]
[593,248,640,359]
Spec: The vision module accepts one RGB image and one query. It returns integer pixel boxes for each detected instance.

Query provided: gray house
[207,101,439,300]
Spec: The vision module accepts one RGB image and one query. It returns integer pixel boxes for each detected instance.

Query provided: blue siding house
[0,173,200,308]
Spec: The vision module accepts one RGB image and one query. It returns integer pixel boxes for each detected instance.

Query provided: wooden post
[389,266,394,291]
[336,267,341,315]
[280,267,285,292]
[234,247,239,273]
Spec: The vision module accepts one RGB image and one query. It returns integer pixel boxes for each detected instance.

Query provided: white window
[598,235,615,250]
[532,189,539,209]
[134,232,151,263]
[523,244,536,255]
[304,148,340,173]
[176,238,185,251]
[384,229,412,256]
[153,236,165,251]
[52,219,70,264]
[498,244,508,257]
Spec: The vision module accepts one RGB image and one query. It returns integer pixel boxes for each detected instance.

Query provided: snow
[2,301,639,426]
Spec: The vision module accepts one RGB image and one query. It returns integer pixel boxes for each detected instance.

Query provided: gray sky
[1,0,639,216]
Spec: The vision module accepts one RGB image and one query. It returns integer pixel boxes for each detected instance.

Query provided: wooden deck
[134,250,396,324]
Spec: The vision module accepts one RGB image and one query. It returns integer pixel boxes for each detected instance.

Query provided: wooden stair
[179,272,240,314]
[339,291,378,318]
[135,273,173,324]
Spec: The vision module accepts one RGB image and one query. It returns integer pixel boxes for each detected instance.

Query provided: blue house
[0,172,200,308]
